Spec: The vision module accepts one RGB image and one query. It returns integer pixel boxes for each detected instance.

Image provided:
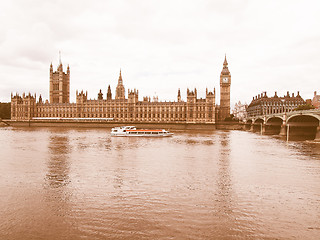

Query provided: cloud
[0,0,319,107]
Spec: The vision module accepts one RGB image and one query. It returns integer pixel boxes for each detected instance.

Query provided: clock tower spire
[219,55,231,121]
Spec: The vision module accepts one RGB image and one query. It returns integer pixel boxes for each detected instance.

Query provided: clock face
[222,77,228,83]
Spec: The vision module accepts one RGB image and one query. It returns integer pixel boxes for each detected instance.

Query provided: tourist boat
[111,126,173,137]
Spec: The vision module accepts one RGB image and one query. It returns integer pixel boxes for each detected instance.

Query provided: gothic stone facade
[11,59,232,124]
[50,61,70,104]
[247,91,305,117]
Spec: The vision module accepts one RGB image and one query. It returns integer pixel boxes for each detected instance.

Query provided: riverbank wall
[216,122,245,130]
[2,120,245,130]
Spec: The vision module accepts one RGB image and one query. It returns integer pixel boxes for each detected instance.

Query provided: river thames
[0,127,320,239]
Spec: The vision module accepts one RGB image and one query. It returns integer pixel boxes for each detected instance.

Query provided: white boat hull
[111,133,173,137]
[111,126,173,137]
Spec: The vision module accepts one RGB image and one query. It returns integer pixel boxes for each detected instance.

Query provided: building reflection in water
[46,131,71,188]
[40,129,80,238]
[215,132,236,235]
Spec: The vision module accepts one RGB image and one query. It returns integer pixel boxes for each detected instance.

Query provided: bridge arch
[252,118,264,132]
[245,119,253,124]
[266,116,283,123]
[253,118,264,124]
[265,116,283,135]
[244,119,253,130]
[286,114,319,140]
[287,113,320,123]
[266,115,284,122]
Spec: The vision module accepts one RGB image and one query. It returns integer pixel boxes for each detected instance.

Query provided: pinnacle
[223,54,228,65]
[59,51,62,65]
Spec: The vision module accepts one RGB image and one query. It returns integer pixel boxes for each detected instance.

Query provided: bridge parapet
[246,109,320,125]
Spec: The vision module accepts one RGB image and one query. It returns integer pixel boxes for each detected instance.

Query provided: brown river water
[0,127,320,239]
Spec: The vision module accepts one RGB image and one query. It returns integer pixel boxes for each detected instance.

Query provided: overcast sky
[0,0,319,107]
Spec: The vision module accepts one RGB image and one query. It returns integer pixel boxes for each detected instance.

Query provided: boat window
[113,130,117,132]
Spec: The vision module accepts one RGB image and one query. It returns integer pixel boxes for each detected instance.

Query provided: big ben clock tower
[219,55,231,121]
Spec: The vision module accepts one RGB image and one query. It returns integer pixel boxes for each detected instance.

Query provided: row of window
[248,107,296,117]
[261,102,302,106]
[36,106,213,113]
[34,112,214,119]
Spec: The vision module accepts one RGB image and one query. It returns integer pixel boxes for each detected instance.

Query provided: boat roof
[127,129,165,132]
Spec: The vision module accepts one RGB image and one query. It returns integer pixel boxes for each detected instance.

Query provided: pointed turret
[98,89,103,100]
[274,91,278,98]
[223,54,228,66]
[221,54,230,75]
[115,69,125,100]
[107,85,112,100]
[118,69,123,84]
[177,88,181,102]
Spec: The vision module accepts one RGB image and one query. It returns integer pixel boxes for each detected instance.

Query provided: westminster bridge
[245,109,320,140]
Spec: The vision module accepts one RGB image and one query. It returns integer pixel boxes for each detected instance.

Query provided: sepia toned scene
[1,1,320,239]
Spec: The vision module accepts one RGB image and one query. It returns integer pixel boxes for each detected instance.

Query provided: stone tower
[49,54,70,103]
[115,69,125,100]
[219,55,231,121]
[186,88,197,123]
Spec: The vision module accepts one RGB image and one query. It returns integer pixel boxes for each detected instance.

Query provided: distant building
[306,99,312,105]
[11,57,237,124]
[247,91,305,117]
[233,101,247,121]
[312,91,320,109]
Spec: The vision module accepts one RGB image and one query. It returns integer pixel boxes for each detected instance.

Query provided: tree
[224,114,239,122]
[294,104,315,111]
[0,102,11,119]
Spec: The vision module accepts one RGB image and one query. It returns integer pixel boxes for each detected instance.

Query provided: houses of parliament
[11,56,231,124]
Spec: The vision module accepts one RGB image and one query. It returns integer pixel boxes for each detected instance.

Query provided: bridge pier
[249,124,254,132]
[279,124,287,137]
[315,126,320,141]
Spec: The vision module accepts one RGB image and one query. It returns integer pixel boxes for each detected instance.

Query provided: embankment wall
[2,120,246,130]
